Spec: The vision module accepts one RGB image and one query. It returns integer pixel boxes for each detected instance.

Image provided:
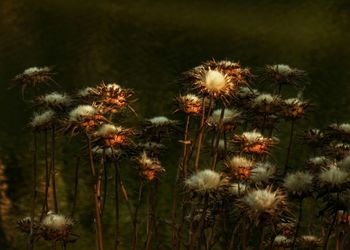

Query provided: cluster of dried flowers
[12,60,350,250]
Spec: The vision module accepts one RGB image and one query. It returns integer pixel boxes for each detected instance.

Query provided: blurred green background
[1,0,350,249]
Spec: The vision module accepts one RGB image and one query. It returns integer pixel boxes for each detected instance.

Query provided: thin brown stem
[292,198,303,249]
[132,181,143,250]
[114,162,120,250]
[71,156,80,217]
[29,132,37,250]
[283,120,295,177]
[41,129,49,220]
[211,107,225,170]
[51,125,58,213]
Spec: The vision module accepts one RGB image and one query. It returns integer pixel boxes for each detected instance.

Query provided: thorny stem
[29,132,37,250]
[51,125,58,213]
[323,192,339,250]
[292,198,303,249]
[86,134,104,250]
[211,107,225,170]
[283,120,295,177]
[71,156,80,217]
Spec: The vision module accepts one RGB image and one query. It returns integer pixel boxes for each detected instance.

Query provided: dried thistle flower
[93,124,134,148]
[17,217,39,235]
[273,235,293,248]
[13,66,54,94]
[251,93,281,114]
[283,171,313,196]
[225,156,254,181]
[326,142,350,160]
[36,92,71,110]
[327,123,350,141]
[185,169,222,193]
[30,110,55,131]
[302,128,326,148]
[92,146,123,160]
[237,187,288,224]
[233,131,278,154]
[264,64,307,87]
[39,213,75,241]
[319,165,349,190]
[208,108,241,131]
[298,235,321,249]
[306,156,331,173]
[175,94,202,115]
[137,151,165,181]
[250,162,276,185]
[281,98,309,120]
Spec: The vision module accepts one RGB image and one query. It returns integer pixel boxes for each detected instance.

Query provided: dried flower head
[36,92,71,110]
[283,171,313,196]
[137,151,165,181]
[185,169,222,193]
[233,131,277,154]
[176,94,202,115]
[208,108,241,130]
[326,143,350,160]
[298,235,321,249]
[92,146,122,159]
[281,98,309,120]
[40,213,75,241]
[93,124,134,147]
[30,110,55,131]
[319,166,349,189]
[250,162,276,184]
[17,217,39,235]
[327,123,350,141]
[238,187,288,224]
[306,156,331,173]
[13,66,54,94]
[264,64,307,87]
[252,93,281,114]
[273,235,293,248]
[302,128,326,148]
[225,156,254,180]
[146,116,178,128]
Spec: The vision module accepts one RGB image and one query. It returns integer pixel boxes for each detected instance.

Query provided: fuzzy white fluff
[319,166,349,186]
[204,70,226,91]
[106,83,121,90]
[273,235,292,246]
[43,92,71,105]
[242,189,279,212]
[253,93,275,105]
[272,64,292,76]
[147,116,176,126]
[284,98,303,105]
[181,94,200,102]
[338,123,350,133]
[23,66,49,75]
[31,110,55,127]
[250,162,275,183]
[95,124,124,137]
[309,156,328,165]
[92,146,121,156]
[210,108,241,124]
[242,131,264,142]
[228,156,253,169]
[185,169,221,192]
[41,213,73,230]
[77,87,94,97]
[283,171,313,194]
[69,105,97,121]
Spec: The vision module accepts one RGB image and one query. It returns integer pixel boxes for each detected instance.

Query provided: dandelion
[283,171,313,196]
[30,110,55,130]
[250,162,276,184]
[185,169,222,193]
[39,213,75,241]
[237,187,288,223]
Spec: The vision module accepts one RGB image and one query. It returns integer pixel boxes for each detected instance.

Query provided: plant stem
[51,125,58,213]
[283,120,295,176]
[211,107,225,170]
[86,134,104,250]
[194,98,207,171]
[71,156,80,217]
[41,129,49,220]
[323,193,339,250]
[114,162,120,250]
[29,132,37,250]
[292,198,303,249]
[132,181,143,250]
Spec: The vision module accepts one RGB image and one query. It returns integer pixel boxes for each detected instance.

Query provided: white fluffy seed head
[250,162,275,184]
[272,64,292,76]
[30,110,55,127]
[338,123,350,133]
[253,93,275,105]
[308,156,328,165]
[185,169,221,192]
[283,171,313,194]
[41,213,73,230]
[23,66,49,75]
[242,131,264,142]
[43,92,71,106]
[77,87,94,97]
[106,83,121,90]
[319,166,349,187]
[241,188,282,212]
[273,235,292,246]
[210,108,241,124]
[227,156,253,169]
[95,124,124,137]
[69,105,97,121]
[182,94,200,102]
[147,116,177,127]
[204,70,226,91]
[284,98,303,105]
